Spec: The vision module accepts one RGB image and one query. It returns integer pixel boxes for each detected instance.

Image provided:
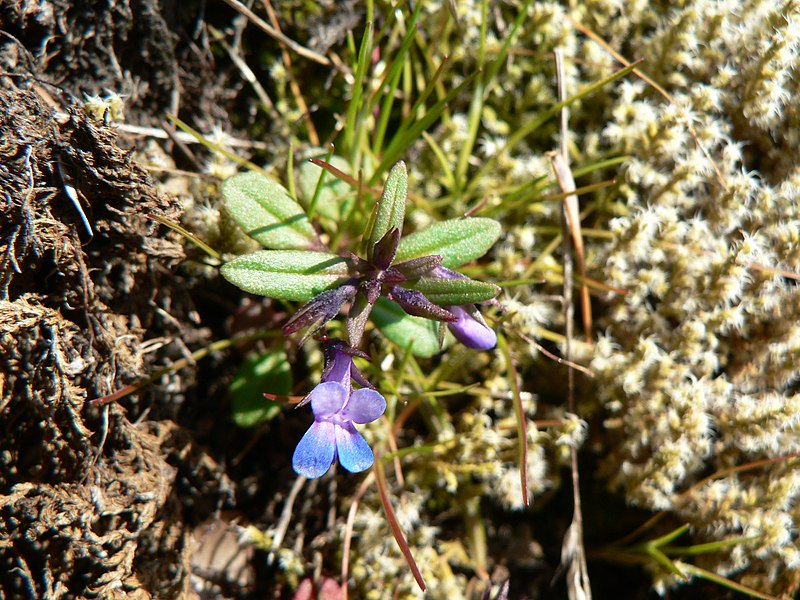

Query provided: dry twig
[219,0,331,66]
[555,47,592,600]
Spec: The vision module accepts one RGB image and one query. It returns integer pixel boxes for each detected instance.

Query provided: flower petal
[322,348,353,387]
[448,305,497,350]
[335,422,374,473]
[292,421,336,478]
[308,381,348,417]
[342,388,386,424]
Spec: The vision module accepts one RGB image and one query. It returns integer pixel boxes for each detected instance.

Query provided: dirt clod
[0,50,212,600]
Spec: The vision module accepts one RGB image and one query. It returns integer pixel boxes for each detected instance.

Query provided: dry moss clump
[0,80,203,598]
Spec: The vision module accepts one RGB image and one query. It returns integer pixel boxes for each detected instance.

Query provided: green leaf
[369,161,407,259]
[404,277,500,305]
[221,250,351,301]
[298,154,354,221]
[230,349,291,427]
[222,171,319,249]
[372,297,441,358]
[394,218,501,268]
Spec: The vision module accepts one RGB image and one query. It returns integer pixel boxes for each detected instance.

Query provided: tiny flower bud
[447,305,497,350]
[284,284,358,339]
[389,285,457,322]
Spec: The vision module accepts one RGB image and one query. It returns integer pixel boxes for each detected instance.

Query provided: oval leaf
[231,349,292,427]
[394,218,501,268]
[221,250,351,301]
[298,154,354,221]
[404,277,500,305]
[371,297,441,358]
[369,161,407,259]
[223,171,319,249]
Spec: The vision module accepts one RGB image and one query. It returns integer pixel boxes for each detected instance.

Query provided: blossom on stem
[292,341,386,478]
[448,304,497,350]
[431,266,497,350]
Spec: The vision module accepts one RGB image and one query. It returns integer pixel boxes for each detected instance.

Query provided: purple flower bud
[430,266,497,350]
[389,285,457,322]
[447,305,497,350]
[372,228,401,270]
[283,284,358,339]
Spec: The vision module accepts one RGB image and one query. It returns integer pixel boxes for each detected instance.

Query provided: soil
[0,1,292,598]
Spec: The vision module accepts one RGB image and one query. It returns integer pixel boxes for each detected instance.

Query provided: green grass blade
[167,114,271,178]
[466,61,641,196]
[307,145,335,221]
[571,155,628,178]
[407,55,451,124]
[421,130,456,190]
[646,523,690,548]
[373,69,481,182]
[343,21,374,163]
[147,214,221,261]
[454,0,488,187]
[498,332,529,506]
[371,2,423,154]
[483,0,534,90]
[679,563,779,600]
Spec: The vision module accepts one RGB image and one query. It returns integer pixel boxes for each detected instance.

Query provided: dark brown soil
[0,0,374,596]
[0,2,260,598]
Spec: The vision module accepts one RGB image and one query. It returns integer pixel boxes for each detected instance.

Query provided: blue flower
[292,343,386,478]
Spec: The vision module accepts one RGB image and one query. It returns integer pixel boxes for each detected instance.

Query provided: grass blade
[167,114,271,178]
[343,21,374,163]
[497,332,528,506]
[373,69,482,181]
[374,454,427,592]
[467,61,641,196]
